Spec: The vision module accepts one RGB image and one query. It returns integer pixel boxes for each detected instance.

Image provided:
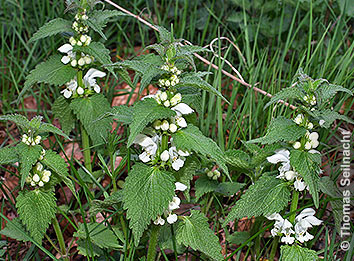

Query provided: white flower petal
[175,182,187,191]
[58,44,73,53]
[172,103,194,115]
[61,56,71,64]
[167,214,178,224]
[267,150,290,164]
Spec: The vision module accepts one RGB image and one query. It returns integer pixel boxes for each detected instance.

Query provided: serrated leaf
[156,26,173,43]
[175,156,200,201]
[0,146,19,164]
[70,94,112,146]
[111,105,133,124]
[0,114,30,131]
[176,210,223,261]
[264,87,304,108]
[29,18,73,42]
[18,55,77,102]
[87,10,126,40]
[248,117,307,145]
[16,143,42,188]
[76,239,103,257]
[280,245,318,261]
[16,190,56,243]
[52,96,75,134]
[90,190,123,216]
[224,174,291,224]
[172,125,229,176]
[39,123,70,140]
[195,176,218,200]
[29,116,42,130]
[127,98,176,147]
[215,182,245,196]
[122,163,175,246]
[177,76,228,104]
[319,176,341,198]
[330,200,343,233]
[290,150,321,208]
[226,231,250,245]
[41,150,75,194]
[309,109,354,128]
[225,149,250,170]
[316,83,353,104]
[74,42,115,75]
[250,143,283,167]
[176,45,209,57]
[0,218,30,242]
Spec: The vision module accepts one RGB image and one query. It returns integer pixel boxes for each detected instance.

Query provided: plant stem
[289,190,299,223]
[52,217,69,261]
[161,134,168,151]
[80,122,92,173]
[147,224,160,261]
[269,238,278,261]
[110,153,117,193]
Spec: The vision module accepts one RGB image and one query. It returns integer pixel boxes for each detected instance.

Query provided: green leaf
[90,190,123,216]
[87,10,126,40]
[111,105,133,125]
[16,189,56,243]
[29,18,73,42]
[226,231,250,245]
[52,96,75,134]
[225,149,250,170]
[280,245,318,261]
[0,218,30,242]
[172,125,229,176]
[319,176,341,198]
[224,174,291,224]
[156,26,173,43]
[18,55,77,102]
[248,117,307,145]
[127,98,176,147]
[215,182,245,196]
[16,143,42,188]
[76,239,103,257]
[29,116,42,130]
[176,210,223,261]
[41,150,75,194]
[316,83,353,104]
[70,94,112,146]
[177,76,229,104]
[122,163,175,246]
[0,114,30,131]
[195,176,218,200]
[38,123,70,140]
[175,156,200,201]
[0,146,19,164]
[74,42,114,75]
[309,109,354,128]
[264,86,304,108]
[290,150,321,208]
[74,222,123,250]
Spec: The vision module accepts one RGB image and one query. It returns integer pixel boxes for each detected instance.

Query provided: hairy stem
[269,237,279,260]
[80,122,92,173]
[52,217,69,261]
[147,225,160,261]
[161,134,168,151]
[110,153,117,192]
[289,190,299,223]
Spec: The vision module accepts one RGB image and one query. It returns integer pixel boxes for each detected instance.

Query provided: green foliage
[315,83,353,106]
[195,176,245,199]
[172,125,229,176]
[225,149,251,170]
[224,174,291,224]
[52,96,75,134]
[290,150,321,208]
[264,86,304,108]
[0,114,30,132]
[248,117,307,144]
[0,146,19,164]
[41,150,75,193]
[122,163,175,246]
[0,218,30,242]
[38,123,70,140]
[29,18,73,42]
[16,189,57,243]
[70,93,112,146]
[16,143,43,188]
[87,10,126,40]
[176,210,224,261]
[111,105,133,125]
[175,156,200,201]
[127,98,176,147]
[215,182,245,196]
[90,191,123,216]
[19,55,77,102]
[308,109,354,128]
[280,245,318,261]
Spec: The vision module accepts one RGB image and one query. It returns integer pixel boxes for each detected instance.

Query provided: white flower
[175,116,187,128]
[175,182,187,191]
[169,147,186,171]
[167,213,178,224]
[309,132,319,148]
[168,196,181,211]
[295,224,313,243]
[34,135,41,145]
[83,68,106,93]
[170,93,182,106]
[38,181,44,187]
[36,163,43,171]
[133,134,158,163]
[294,114,303,125]
[160,150,170,162]
[31,181,36,186]
[154,216,165,226]
[78,58,85,66]
[69,37,77,46]
[58,44,75,64]
[84,56,92,64]
[169,124,177,133]
[295,208,322,228]
[281,229,295,244]
[160,92,168,101]
[171,103,194,116]
[294,176,307,191]
[153,120,162,130]
[304,142,312,150]
[267,150,291,178]
[319,120,325,126]
[80,35,87,43]
[284,170,296,181]
[165,80,171,87]
[161,120,169,131]
[293,142,301,149]
[307,122,313,129]
[33,174,40,182]
[61,79,78,98]
[43,170,51,177]
[163,100,170,107]
[42,175,50,183]
[77,87,84,95]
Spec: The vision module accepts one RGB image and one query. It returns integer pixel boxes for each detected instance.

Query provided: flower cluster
[207,169,221,180]
[154,182,187,225]
[72,9,89,33]
[58,44,94,68]
[69,34,91,47]
[61,68,106,99]
[158,64,181,88]
[267,208,322,244]
[22,131,41,146]
[293,131,319,151]
[267,150,308,191]
[25,162,52,187]
[303,94,316,106]
[293,114,313,129]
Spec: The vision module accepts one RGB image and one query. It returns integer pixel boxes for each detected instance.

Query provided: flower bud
[85,36,91,45]
[207,171,213,178]
[69,37,77,46]
[42,175,50,183]
[77,40,83,46]
[153,120,162,130]
[169,124,177,133]
[165,80,170,87]
[160,150,169,161]
[38,181,44,187]
[36,163,43,171]
[163,100,170,107]
[309,132,319,142]
[285,171,295,181]
[293,142,301,149]
[304,142,311,150]
[80,35,87,43]
[161,120,169,131]
[33,174,40,182]
[77,87,84,95]
[307,122,313,129]
[78,58,85,66]
[160,92,168,101]
[84,56,92,64]
[71,59,77,67]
